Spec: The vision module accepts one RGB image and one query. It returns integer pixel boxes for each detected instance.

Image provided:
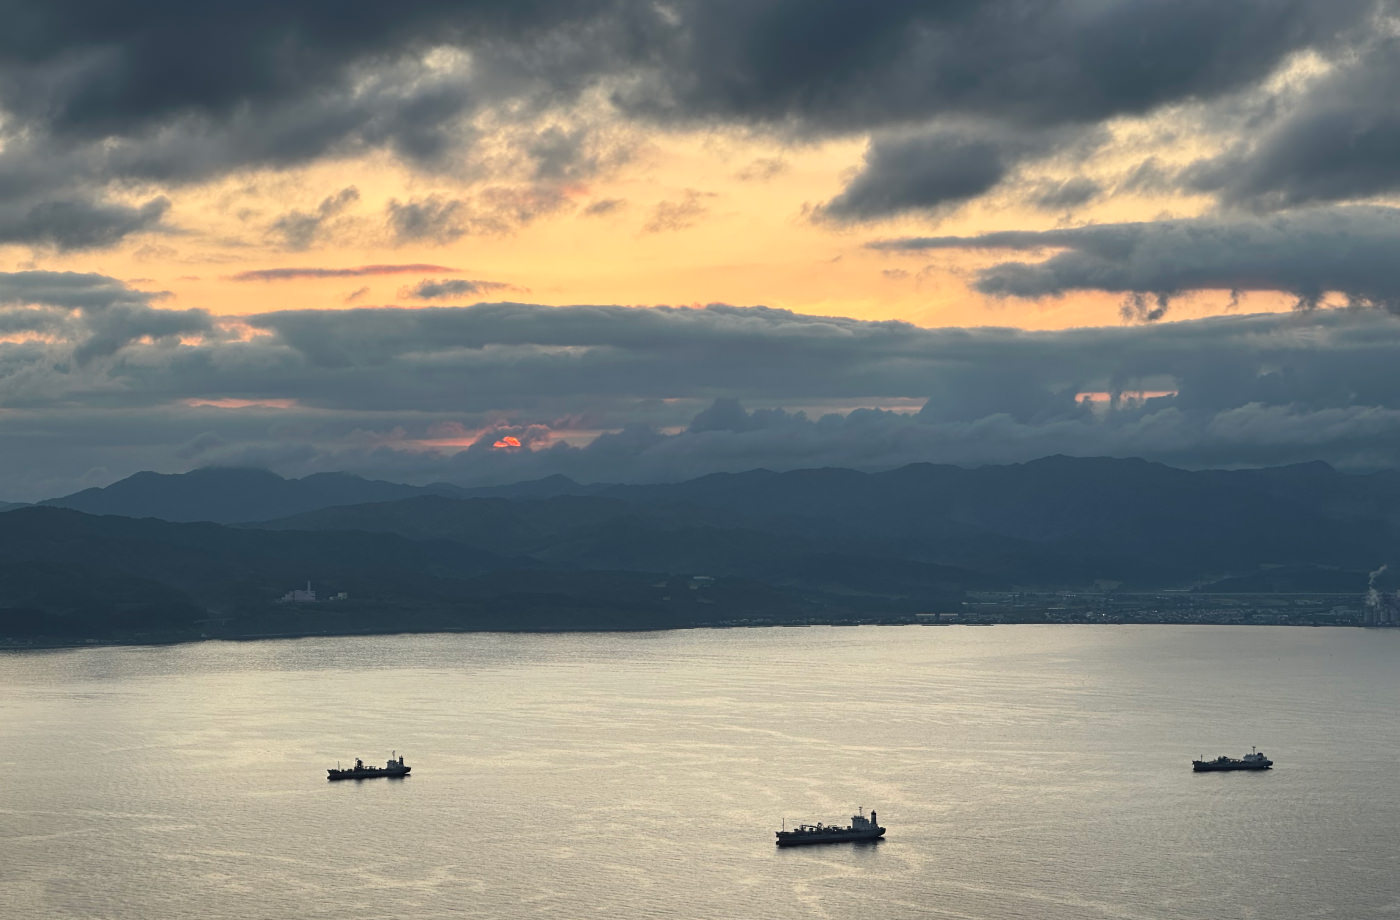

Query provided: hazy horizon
[8,447,1389,507]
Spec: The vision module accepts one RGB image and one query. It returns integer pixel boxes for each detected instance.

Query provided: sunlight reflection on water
[2,625,1399,919]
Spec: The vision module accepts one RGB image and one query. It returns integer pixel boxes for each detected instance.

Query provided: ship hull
[775,828,885,847]
[1192,762,1270,772]
[327,767,410,781]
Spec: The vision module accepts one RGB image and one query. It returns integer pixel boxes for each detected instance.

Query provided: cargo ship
[776,808,884,846]
[1192,748,1272,772]
[327,752,410,780]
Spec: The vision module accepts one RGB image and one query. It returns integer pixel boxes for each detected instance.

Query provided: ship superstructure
[327,752,411,780]
[1192,747,1272,772]
[775,808,885,846]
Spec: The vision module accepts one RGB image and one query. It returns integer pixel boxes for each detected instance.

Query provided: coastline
[0,606,1380,652]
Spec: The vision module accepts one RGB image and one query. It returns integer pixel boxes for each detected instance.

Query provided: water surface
[3,625,1398,919]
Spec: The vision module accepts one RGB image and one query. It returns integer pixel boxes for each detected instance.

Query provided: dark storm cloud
[0,62,478,186]
[229,264,458,282]
[0,1,1382,246]
[0,311,65,338]
[819,125,1095,220]
[1178,36,1400,210]
[620,1,1370,129]
[162,301,1400,423]
[0,1,625,141]
[0,1,620,247]
[0,270,209,365]
[871,206,1400,313]
[638,1,1377,220]
[4,1,1368,142]
[524,125,631,182]
[1030,177,1102,212]
[0,270,160,310]
[402,279,517,300]
[0,196,170,251]
[10,297,1400,497]
[822,129,1013,219]
[0,60,483,247]
[689,397,763,433]
[916,364,1089,425]
[238,302,929,383]
[73,303,213,362]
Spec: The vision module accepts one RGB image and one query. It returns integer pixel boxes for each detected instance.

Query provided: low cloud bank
[5,279,1400,498]
[873,206,1400,316]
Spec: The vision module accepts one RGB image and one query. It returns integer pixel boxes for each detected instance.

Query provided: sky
[4,1,1400,500]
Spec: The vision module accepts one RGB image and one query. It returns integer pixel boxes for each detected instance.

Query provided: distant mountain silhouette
[254,455,1400,591]
[8,455,1398,644]
[258,492,991,601]
[41,467,470,523]
[0,501,26,513]
[566,456,1398,585]
[453,474,604,499]
[0,506,860,641]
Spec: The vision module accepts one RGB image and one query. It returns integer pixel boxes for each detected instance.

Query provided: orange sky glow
[4,127,1291,332]
[4,2,1399,498]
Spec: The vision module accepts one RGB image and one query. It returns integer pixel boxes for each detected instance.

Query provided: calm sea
[3,625,1399,919]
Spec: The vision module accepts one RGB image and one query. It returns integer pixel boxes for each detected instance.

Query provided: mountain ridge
[7,455,1398,645]
[40,467,472,523]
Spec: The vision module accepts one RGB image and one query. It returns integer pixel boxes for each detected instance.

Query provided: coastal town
[925,589,1399,627]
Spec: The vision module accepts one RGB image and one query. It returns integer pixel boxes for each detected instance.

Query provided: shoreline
[1,614,1384,652]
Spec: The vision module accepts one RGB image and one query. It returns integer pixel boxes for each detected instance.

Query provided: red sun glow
[492,435,522,449]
